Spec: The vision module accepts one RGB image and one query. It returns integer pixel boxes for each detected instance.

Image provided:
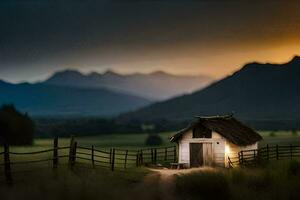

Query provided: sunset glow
[1,1,300,83]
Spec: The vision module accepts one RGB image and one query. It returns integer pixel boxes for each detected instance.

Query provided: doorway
[190,143,213,167]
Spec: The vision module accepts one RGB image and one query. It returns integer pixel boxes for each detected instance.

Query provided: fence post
[124,150,128,169]
[138,152,141,166]
[91,145,95,168]
[71,142,77,169]
[276,144,279,160]
[4,143,12,184]
[154,148,157,164]
[140,150,143,165]
[111,148,115,171]
[151,148,154,164]
[164,147,167,161]
[136,151,139,167]
[68,135,75,166]
[240,151,244,165]
[109,148,112,164]
[53,137,58,169]
[290,144,293,159]
[266,144,269,161]
[173,146,177,162]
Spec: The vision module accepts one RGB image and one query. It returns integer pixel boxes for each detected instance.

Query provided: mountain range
[0,81,150,117]
[44,70,213,100]
[120,56,300,123]
[0,70,211,116]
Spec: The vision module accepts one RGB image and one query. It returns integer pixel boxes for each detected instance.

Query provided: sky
[1,0,300,83]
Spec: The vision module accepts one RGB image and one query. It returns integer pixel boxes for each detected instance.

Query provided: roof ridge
[171,115,262,145]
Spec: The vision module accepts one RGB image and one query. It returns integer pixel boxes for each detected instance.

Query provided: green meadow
[1,130,300,152]
[1,131,300,200]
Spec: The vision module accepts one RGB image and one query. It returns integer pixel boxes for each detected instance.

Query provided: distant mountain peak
[43,68,213,100]
[289,55,300,64]
[103,69,119,75]
[47,69,85,80]
[45,69,86,86]
[239,62,262,72]
[88,71,101,77]
[55,69,83,76]
[150,70,170,76]
[239,55,300,74]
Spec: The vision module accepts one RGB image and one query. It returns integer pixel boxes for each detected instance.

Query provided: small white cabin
[170,115,262,167]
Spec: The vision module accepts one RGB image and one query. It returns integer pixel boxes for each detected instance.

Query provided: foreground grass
[0,166,156,200]
[2,160,300,200]
[175,160,300,200]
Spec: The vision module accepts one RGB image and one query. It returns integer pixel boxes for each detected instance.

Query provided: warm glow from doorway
[225,144,231,156]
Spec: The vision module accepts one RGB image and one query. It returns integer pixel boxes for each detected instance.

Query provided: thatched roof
[170,115,262,146]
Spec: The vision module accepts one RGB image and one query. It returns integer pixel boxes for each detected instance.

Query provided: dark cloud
[1,0,300,82]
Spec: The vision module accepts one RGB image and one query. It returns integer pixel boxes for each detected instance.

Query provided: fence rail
[228,144,300,167]
[0,137,177,184]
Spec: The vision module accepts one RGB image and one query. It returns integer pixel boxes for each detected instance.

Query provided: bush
[0,104,35,145]
[269,131,276,137]
[145,133,163,146]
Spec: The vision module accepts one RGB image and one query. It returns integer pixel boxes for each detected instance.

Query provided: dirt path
[142,167,216,200]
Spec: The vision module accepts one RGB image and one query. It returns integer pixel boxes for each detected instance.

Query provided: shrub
[145,133,163,146]
[0,104,35,145]
[269,131,276,137]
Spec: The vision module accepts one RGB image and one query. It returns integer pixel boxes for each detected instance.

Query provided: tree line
[34,117,187,138]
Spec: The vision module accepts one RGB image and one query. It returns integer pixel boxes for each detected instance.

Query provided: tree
[0,105,35,145]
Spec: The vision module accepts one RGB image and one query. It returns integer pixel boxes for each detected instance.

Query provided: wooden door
[190,143,203,167]
[203,143,213,166]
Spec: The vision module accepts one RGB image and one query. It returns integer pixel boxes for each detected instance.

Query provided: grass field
[258,130,300,147]
[1,160,300,200]
[0,166,154,200]
[0,130,299,176]
[0,132,174,152]
[175,160,300,200]
[1,130,300,152]
[1,131,300,200]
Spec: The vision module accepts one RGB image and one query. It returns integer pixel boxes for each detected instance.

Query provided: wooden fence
[0,137,177,184]
[228,144,300,168]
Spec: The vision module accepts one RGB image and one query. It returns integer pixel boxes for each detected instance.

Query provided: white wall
[178,130,259,167]
[178,130,226,167]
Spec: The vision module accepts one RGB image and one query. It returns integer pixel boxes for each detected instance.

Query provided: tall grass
[175,170,230,200]
[175,160,300,200]
[0,166,152,200]
[1,160,300,200]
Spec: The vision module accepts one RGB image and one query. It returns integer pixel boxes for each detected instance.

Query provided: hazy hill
[0,81,150,117]
[119,56,300,122]
[44,70,213,100]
